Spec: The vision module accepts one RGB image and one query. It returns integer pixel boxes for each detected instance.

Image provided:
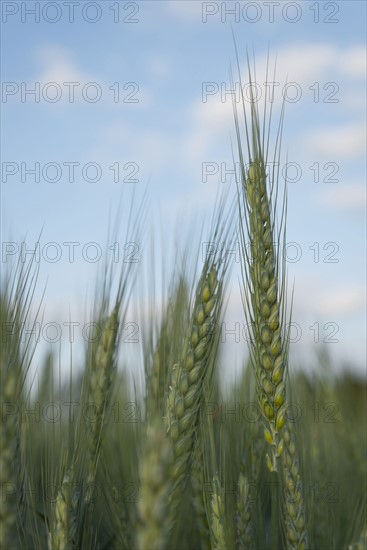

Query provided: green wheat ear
[164,189,233,540]
[47,466,78,550]
[136,418,173,550]
[233,51,289,461]
[164,263,223,525]
[236,472,255,550]
[209,474,226,550]
[84,302,120,496]
[0,256,40,549]
[281,425,308,549]
[235,91,288,474]
[234,51,308,548]
[145,275,189,420]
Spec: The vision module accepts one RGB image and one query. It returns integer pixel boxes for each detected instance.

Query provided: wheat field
[1,59,366,550]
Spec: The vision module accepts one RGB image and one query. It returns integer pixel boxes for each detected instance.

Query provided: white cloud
[319,183,366,212]
[179,43,366,169]
[36,45,95,84]
[146,53,171,78]
[86,121,175,174]
[339,46,366,78]
[252,44,337,85]
[304,123,366,158]
[314,285,366,317]
[250,43,366,84]
[295,277,366,317]
[166,0,203,20]
[32,45,152,107]
[180,85,238,167]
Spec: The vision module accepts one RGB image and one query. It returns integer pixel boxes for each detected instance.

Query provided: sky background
[1,0,366,382]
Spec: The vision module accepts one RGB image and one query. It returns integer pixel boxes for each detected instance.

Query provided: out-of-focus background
[1,0,366,379]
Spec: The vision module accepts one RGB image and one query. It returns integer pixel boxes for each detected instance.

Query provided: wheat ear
[209,475,226,550]
[281,426,308,549]
[234,55,308,547]
[165,264,221,526]
[145,277,188,419]
[235,472,255,550]
[239,155,288,473]
[0,348,20,549]
[137,418,173,550]
[47,467,78,550]
[191,444,211,550]
[0,258,40,549]
[85,303,119,495]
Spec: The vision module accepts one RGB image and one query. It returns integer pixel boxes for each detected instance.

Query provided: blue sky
[1,0,366,379]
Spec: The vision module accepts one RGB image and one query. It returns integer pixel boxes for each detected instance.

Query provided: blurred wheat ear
[0,255,41,549]
[161,190,234,544]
